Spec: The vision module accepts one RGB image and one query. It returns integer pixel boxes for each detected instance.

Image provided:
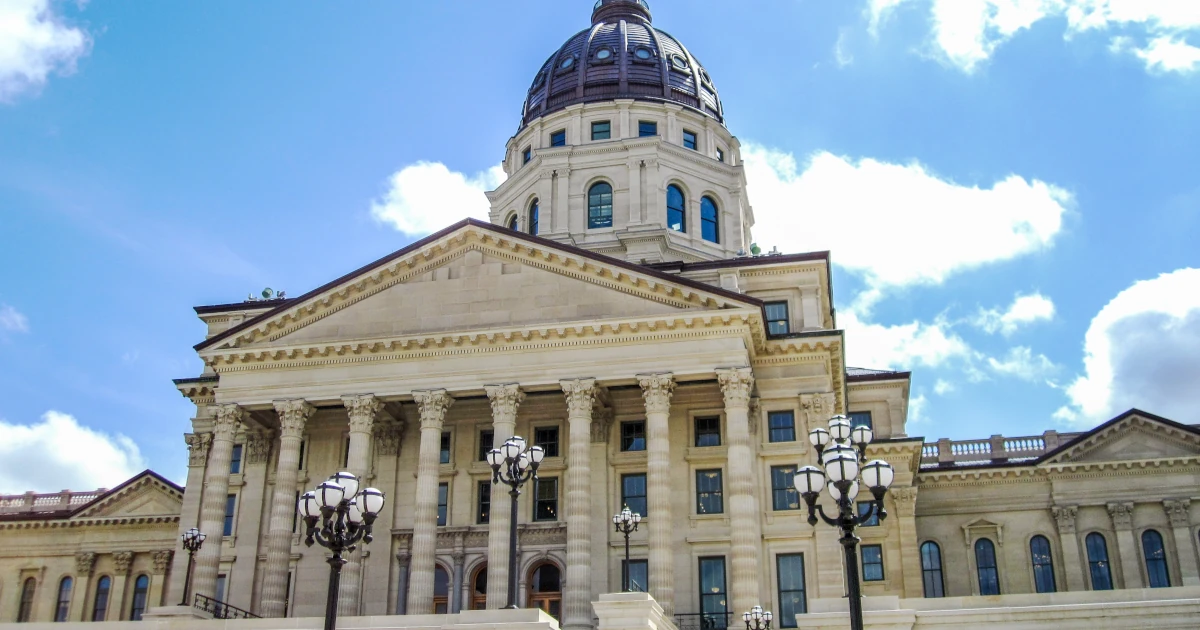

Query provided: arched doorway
[527,562,562,620]
[470,565,488,610]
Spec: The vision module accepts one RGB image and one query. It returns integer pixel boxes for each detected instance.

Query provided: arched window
[528,563,562,621]
[129,575,150,621]
[508,214,519,231]
[588,182,613,229]
[920,541,944,598]
[433,566,450,613]
[974,538,1000,595]
[700,196,719,243]
[17,577,36,622]
[529,199,540,236]
[92,576,111,621]
[1030,535,1056,593]
[470,565,488,610]
[1142,529,1171,588]
[667,185,685,232]
[1086,532,1113,590]
[55,577,73,622]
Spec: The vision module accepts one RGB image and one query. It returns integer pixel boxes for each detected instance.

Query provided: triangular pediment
[1041,411,1200,465]
[72,472,183,520]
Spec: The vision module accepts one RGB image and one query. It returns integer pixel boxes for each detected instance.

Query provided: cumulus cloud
[870,0,1200,74]
[974,292,1056,335]
[908,393,930,424]
[841,309,972,370]
[934,379,956,395]
[1056,268,1200,426]
[987,345,1059,383]
[0,0,90,102]
[0,411,146,494]
[0,304,29,333]
[370,162,506,237]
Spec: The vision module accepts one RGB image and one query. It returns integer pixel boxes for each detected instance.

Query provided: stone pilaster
[891,486,923,598]
[365,418,404,615]
[1164,500,1198,585]
[638,373,675,617]
[407,390,454,614]
[193,404,244,602]
[261,399,315,617]
[338,394,383,617]
[148,550,172,610]
[72,552,95,621]
[1052,506,1086,591]
[716,368,761,621]
[1107,502,1142,589]
[561,378,597,630]
[485,384,524,608]
[168,431,212,604]
[110,552,133,620]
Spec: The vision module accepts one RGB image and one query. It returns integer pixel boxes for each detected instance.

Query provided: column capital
[715,367,754,409]
[75,552,96,576]
[485,384,524,419]
[396,550,411,567]
[891,486,918,517]
[1107,502,1135,530]
[185,432,212,467]
[1053,505,1078,535]
[342,394,384,433]
[212,404,247,437]
[152,550,174,575]
[273,399,316,437]
[1164,499,1192,528]
[560,378,597,416]
[246,431,272,465]
[637,373,675,414]
[414,389,454,429]
[113,551,134,576]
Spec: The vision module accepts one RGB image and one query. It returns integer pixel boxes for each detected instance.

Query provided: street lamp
[487,435,545,608]
[299,472,385,630]
[743,606,773,630]
[612,506,642,591]
[793,415,895,630]
[178,528,206,606]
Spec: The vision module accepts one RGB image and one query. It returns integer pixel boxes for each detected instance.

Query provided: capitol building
[1,2,1198,628]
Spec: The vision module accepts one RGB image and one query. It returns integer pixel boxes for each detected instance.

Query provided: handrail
[194,593,260,619]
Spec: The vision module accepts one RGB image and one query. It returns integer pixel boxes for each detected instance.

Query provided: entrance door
[527,563,562,621]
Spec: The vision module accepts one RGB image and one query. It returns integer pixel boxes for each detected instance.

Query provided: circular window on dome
[532,70,546,89]
[595,48,612,61]
[670,55,689,71]
[560,56,575,70]
[634,47,653,61]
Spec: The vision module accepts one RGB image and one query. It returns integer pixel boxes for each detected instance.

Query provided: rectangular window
[440,432,452,464]
[621,421,646,452]
[768,411,796,442]
[437,482,449,526]
[771,465,800,511]
[215,574,227,602]
[777,554,807,626]
[696,469,724,514]
[765,301,790,335]
[550,130,566,147]
[534,426,560,458]
[858,502,880,526]
[698,557,728,620]
[477,481,491,524]
[229,444,243,474]
[478,430,494,461]
[622,559,649,593]
[638,121,658,137]
[717,148,725,163]
[694,416,721,447]
[224,494,237,536]
[622,473,647,517]
[534,477,559,521]
[849,411,873,430]
[522,146,532,164]
[591,121,611,140]
[862,545,885,581]
[683,130,698,150]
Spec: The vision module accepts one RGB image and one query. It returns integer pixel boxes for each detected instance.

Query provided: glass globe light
[298,491,320,518]
[346,499,364,525]
[359,487,385,516]
[331,471,359,499]
[751,605,764,620]
[827,480,860,502]
[486,448,504,468]
[792,465,825,495]
[764,611,773,623]
[808,427,831,449]
[516,451,531,471]
[503,437,524,460]
[632,512,641,524]
[316,480,346,509]
[828,416,852,441]
[820,445,856,465]
[824,453,859,483]
[861,460,895,490]
[850,425,874,447]
[197,531,206,543]
[743,612,751,624]
[528,445,545,464]
[612,513,621,525]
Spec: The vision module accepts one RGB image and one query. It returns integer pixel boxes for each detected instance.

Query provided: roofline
[847,371,912,384]
[643,251,830,273]
[195,218,765,352]
[0,470,183,522]
[195,298,292,315]
[1034,407,1200,464]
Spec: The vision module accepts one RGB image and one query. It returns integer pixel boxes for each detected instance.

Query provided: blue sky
[0,0,1197,492]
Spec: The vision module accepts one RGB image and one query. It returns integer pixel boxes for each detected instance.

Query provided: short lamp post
[743,606,773,630]
[487,436,545,609]
[179,528,206,606]
[793,415,895,630]
[612,506,642,591]
[298,472,385,630]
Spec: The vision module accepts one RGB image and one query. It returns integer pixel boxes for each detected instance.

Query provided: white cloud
[835,29,855,67]
[1057,267,1200,426]
[1133,35,1200,73]
[0,411,146,494]
[841,309,972,370]
[975,292,1056,335]
[987,345,1059,382]
[743,144,1069,299]
[0,304,29,333]
[370,162,506,237]
[934,379,956,395]
[908,393,930,424]
[0,0,90,102]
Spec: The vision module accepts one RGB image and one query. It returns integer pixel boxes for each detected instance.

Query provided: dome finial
[591,0,651,25]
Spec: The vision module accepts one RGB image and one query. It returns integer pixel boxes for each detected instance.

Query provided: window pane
[230,444,243,474]
[777,554,806,627]
[534,477,558,521]
[1142,530,1171,588]
[764,302,789,335]
[92,576,111,621]
[623,559,648,593]
[858,502,879,526]
[696,469,723,514]
[215,575,227,602]
[849,411,873,430]
[920,542,944,598]
[224,494,237,536]
[698,557,728,618]
[975,539,1000,595]
[551,130,566,147]
[523,147,532,164]
[770,465,800,511]
[592,121,611,140]
[694,416,720,447]
[862,545,884,581]
[717,148,725,163]
[478,430,494,461]
[477,481,491,524]
[1086,533,1113,590]
[18,578,36,622]
[621,421,645,452]
[622,473,647,517]
[768,411,796,442]
[535,426,560,458]
[529,201,539,236]
[437,482,448,526]
[130,575,149,621]
[440,432,452,464]
[55,577,72,622]
[639,121,657,137]
[588,183,613,228]
[667,185,685,232]
[683,130,697,150]
[1030,535,1056,593]
[700,197,719,243]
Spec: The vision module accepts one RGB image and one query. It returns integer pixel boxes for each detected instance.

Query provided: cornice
[0,516,180,530]
[918,457,1200,486]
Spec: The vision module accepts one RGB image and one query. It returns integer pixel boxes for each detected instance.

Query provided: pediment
[72,473,183,520]
[1042,412,1200,465]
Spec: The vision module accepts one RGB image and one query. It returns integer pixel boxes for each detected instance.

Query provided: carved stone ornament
[801,393,835,427]
[716,367,754,409]
[591,408,614,444]
[485,384,524,421]
[273,399,315,438]
[1163,499,1192,528]
[891,486,918,517]
[560,378,597,417]
[1107,502,1135,531]
[113,551,134,575]
[212,404,247,438]
[395,550,411,568]
[413,389,454,430]
[637,373,675,414]
[1052,505,1078,535]
[75,552,96,575]
[374,421,404,457]
[185,432,212,467]
[245,431,271,465]
[343,394,384,434]
[152,550,174,575]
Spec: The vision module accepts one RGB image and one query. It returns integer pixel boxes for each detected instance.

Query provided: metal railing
[674,612,733,630]
[194,593,260,619]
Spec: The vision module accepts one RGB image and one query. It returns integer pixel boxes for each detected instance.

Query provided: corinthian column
[261,399,315,617]
[407,390,453,614]
[716,368,761,620]
[193,404,244,601]
[338,394,383,617]
[560,378,596,630]
[485,384,524,609]
[638,373,675,616]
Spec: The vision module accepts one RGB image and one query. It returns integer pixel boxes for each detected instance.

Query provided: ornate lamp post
[298,472,385,630]
[793,415,895,630]
[178,528,206,606]
[743,606,773,630]
[612,506,642,591]
[487,435,545,609]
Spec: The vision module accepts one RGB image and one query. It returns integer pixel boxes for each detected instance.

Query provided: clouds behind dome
[370,162,507,237]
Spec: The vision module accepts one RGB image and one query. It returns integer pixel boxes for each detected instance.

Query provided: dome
[520,0,724,130]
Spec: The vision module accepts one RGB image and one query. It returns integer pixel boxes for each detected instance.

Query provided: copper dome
[520,0,724,129]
